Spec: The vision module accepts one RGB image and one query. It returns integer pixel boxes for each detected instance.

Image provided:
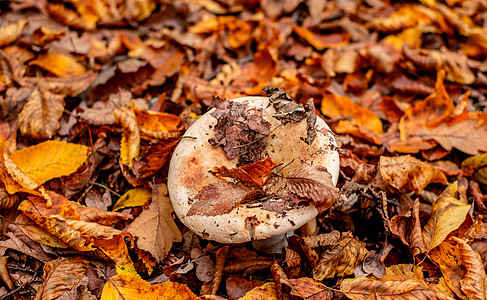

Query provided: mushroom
[168,93,340,252]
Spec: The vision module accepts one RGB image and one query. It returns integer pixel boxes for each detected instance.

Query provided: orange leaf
[293,26,349,51]
[0,19,26,47]
[212,158,277,187]
[321,93,382,144]
[29,53,86,78]
[101,272,198,300]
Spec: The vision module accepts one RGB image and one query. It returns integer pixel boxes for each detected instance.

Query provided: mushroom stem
[252,231,294,254]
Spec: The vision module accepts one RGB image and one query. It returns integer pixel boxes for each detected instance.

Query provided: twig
[92,182,122,198]
[210,245,229,295]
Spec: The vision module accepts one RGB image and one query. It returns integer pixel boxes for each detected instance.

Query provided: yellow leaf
[240,282,278,300]
[126,184,182,261]
[34,257,89,300]
[18,88,64,139]
[28,53,86,78]
[423,181,471,251]
[313,234,368,280]
[115,106,140,169]
[0,19,26,47]
[379,155,447,194]
[9,140,89,186]
[100,272,198,300]
[133,106,183,140]
[112,187,151,211]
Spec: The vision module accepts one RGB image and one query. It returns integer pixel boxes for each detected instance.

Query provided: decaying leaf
[212,158,277,187]
[313,233,368,280]
[240,282,277,300]
[379,155,448,194]
[0,19,26,47]
[285,277,330,300]
[18,88,64,139]
[126,184,182,261]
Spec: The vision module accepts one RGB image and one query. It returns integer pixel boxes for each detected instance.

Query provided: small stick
[210,245,229,295]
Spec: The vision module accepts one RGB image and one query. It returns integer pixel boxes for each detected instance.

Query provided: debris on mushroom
[168,88,340,251]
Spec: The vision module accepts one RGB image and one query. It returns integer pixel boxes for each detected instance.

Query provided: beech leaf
[28,53,86,78]
[18,88,64,139]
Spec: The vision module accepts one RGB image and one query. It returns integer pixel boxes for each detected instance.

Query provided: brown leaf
[379,155,448,194]
[24,71,97,96]
[283,163,340,213]
[313,234,368,280]
[226,276,262,300]
[18,88,64,139]
[212,158,277,187]
[417,119,487,155]
[125,184,182,261]
[35,257,89,300]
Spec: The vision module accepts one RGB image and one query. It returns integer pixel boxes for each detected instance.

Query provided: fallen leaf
[18,88,64,139]
[0,256,13,290]
[417,119,487,155]
[24,71,97,96]
[100,271,198,300]
[35,257,89,300]
[313,233,368,280]
[212,158,277,187]
[293,26,350,51]
[126,184,182,261]
[340,264,455,300]
[240,282,277,300]
[286,277,330,300]
[8,140,89,187]
[29,53,86,78]
[112,187,152,211]
[379,155,447,194]
[0,19,26,47]
[115,106,140,169]
[226,276,262,300]
[283,163,341,213]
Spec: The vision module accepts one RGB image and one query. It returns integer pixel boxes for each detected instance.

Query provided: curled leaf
[212,158,277,187]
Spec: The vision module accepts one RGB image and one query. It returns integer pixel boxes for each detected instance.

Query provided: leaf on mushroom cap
[266,163,341,213]
[208,96,271,165]
[211,157,277,187]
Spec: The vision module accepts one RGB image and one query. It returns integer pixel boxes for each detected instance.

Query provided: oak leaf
[212,158,277,187]
[18,88,64,139]
[29,53,86,78]
[100,271,198,300]
[34,257,89,300]
[417,119,487,155]
[0,19,26,47]
[313,234,368,280]
[126,184,182,261]
[379,155,447,194]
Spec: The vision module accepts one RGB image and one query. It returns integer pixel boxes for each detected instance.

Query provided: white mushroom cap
[168,96,339,243]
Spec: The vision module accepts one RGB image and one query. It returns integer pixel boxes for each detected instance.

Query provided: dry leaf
[284,163,341,213]
[112,187,151,211]
[29,53,86,78]
[115,106,140,169]
[100,271,198,300]
[293,26,350,50]
[126,184,182,261]
[34,257,89,300]
[0,256,14,290]
[212,158,277,187]
[379,155,447,194]
[341,264,455,300]
[0,19,26,47]
[240,282,277,300]
[313,234,368,280]
[8,140,89,187]
[286,277,329,300]
[18,88,64,139]
[24,71,97,96]
[417,119,487,155]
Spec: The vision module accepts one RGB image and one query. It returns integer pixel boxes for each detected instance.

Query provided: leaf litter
[0,0,487,299]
